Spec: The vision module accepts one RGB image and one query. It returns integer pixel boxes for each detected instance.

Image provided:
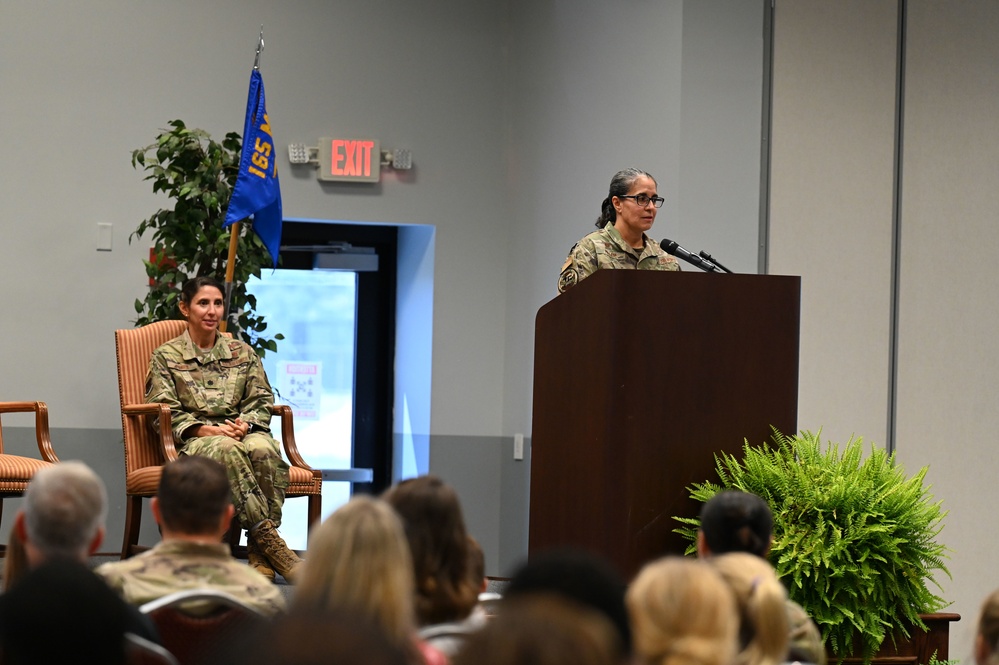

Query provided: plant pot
[831,613,961,665]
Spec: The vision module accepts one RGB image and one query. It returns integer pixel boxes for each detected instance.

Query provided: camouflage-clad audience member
[557,168,679,293]
[96,456,285,616]
[145,275,301,582]
[698,491,826,665]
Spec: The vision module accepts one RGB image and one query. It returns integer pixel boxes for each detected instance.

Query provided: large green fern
[674,430,950,662]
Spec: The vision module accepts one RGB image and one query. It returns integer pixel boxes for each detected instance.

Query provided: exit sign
[318,137,381,182]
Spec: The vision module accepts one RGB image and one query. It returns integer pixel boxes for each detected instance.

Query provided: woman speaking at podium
[557,168,679,294]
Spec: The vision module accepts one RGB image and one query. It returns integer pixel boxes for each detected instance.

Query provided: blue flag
[223,69,282,266]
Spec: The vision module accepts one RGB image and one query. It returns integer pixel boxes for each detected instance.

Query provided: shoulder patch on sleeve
[558,268,579,293]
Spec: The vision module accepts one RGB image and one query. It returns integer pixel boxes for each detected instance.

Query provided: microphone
[661,239,718,272]
[698,250,734,274]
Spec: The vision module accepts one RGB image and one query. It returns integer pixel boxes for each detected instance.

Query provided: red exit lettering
[331,139,376,177]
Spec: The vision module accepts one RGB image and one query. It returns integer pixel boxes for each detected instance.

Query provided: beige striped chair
[114,320,322,559]
[0,401,60,551]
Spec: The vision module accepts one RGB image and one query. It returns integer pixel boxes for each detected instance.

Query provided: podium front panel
[529,270,800,578]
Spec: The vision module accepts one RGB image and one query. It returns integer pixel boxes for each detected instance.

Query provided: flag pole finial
[253,25,264,70]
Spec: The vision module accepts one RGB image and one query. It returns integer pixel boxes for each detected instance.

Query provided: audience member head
[15,460,107,566]
[505,548,632,657]
[0,559,129,665]
[708,552,790,665]
[453,595,622,665]
[218,607,409,665]
[976,588,999,665]
[627,556,739,665]
[698,490,774,559]
[294,495,419,659]
[382,475,478,625]
[153,455,233,537]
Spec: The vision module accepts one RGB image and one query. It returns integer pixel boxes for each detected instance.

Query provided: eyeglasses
[618,194,664,208]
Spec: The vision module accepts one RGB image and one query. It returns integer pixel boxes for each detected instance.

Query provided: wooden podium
[528,270,801,578]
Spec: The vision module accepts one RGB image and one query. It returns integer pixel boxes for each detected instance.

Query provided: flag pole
[221,27,264,334]
[220,223,240,333]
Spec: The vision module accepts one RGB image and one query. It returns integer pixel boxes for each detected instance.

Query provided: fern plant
[129,119,283,357]
[674,430,950,662]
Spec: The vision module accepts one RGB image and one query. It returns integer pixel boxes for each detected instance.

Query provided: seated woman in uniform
[146,275,301,582]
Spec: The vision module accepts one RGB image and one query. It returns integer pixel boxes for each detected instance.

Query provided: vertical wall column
[768,0,899,446]
[894,2,999,659]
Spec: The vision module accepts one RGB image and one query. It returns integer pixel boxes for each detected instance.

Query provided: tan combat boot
[250,519,304,583]
[247,537,276,582]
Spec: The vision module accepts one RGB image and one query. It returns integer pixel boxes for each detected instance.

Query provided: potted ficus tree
[674,429,955,664]
[129,119,282,356]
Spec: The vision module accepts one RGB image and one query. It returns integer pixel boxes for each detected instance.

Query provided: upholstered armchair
[0,401,60,549]
[114,320,321,558]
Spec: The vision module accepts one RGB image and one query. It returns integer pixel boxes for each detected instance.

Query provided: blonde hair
[627,557,739,665]
[293,496,417,649]
[708,552,790,665]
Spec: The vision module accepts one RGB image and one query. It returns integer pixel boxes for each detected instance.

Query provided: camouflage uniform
[786,599,826,665]
[95,540,285,616]
[146,330,290,530]
[558,222,680,294]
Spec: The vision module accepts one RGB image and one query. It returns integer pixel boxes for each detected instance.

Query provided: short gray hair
[23,461,107,559]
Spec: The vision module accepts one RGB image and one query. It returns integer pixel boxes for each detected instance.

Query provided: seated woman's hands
[188,418,251,440]
[221,418,251,440]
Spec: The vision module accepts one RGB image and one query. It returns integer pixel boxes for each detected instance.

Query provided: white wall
[896,2,999,659]
[0,0,515,562]
[770,0,999,657]
[769,0,898,448]
[1,0,511,435]
[501,0,766,437]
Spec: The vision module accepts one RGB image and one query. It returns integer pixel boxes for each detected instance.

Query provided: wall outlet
[97,223,113,251]
[513,433,524,460]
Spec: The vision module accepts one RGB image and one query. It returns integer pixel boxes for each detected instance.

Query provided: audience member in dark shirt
[7,460,159,644]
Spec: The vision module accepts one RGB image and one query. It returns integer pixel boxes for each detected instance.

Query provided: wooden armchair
[114,320,322,559]
[0,401,60,550]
